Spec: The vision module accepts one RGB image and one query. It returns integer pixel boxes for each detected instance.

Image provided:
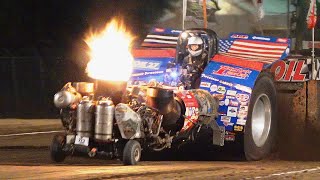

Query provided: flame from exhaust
[85,18,134,81]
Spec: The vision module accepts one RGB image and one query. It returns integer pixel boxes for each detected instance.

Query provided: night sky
[0,0,177,118]
[0,0,176,47]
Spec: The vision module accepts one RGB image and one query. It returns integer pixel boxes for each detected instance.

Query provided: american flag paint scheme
[218,33,290,64]
[140,29,290,66]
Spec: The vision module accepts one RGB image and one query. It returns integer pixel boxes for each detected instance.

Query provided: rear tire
[123,140,141,165]
[244,73,277,161]
[50,134,66,163]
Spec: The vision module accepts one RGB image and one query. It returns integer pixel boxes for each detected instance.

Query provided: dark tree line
[0,0,177,118]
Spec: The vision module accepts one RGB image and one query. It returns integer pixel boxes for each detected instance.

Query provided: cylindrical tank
[54,90,81,108]
[76,97,94,137]
[95,97,114,141]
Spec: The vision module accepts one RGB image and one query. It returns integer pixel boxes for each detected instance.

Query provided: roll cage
[175,28,219,65]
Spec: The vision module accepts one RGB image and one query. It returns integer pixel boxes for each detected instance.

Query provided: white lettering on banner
[131,73,144,76]
[219,80,233,87]
[134,61,161,70]
[252,36,271,41]
[231,34,249,39]
[144,71,164,75]
[202,74,219,82]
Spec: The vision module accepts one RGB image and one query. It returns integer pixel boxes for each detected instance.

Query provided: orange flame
[85,18,134,81]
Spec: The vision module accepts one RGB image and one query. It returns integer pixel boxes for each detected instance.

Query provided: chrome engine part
[72,82,95,96]
[115,103,143,139]
[191,89,219,124]
[146,87,183,133]
[76,97,95,137]
[54,83,82,108]
[95,97,115,141]
[136,106,163,137]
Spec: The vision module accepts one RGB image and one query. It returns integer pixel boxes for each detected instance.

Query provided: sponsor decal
[236,119,246,125]
[227,107,238,117]
[133,60,161,70]
[200,82,211,88]
[234,125,244,132]
[186,95,192,99]
[224,99,239,107]
[221,116,231,122]
[210,84,218,92]
[185,107,199,119]
[176,91,199,132]
[225,134,235,141]
[252,36,271,41]
[226,90,237,96]
[276,38,288,43]
[171,30,182,33]
[154,28,165,32]
[212,94,225,100]
[217,86,226,94]
[213,65,252,79]
[219,101,225,106]
[238,106,248,119]
[226,96,236,100]
[234,84,252,94]
[239,105,248,111]
[223,122,234,127]
[236,93,250,102]
[231,34,249,39]
[240,101,248,106]
[212,65,252,79]
[144,71,164,75]
[271,60,307,82]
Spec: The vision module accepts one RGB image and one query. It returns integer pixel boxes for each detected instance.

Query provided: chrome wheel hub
[251,94,271,147]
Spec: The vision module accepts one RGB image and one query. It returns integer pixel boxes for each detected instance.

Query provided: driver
[181,36,208,89]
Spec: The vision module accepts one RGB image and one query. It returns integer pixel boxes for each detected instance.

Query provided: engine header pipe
[95,80,127,105]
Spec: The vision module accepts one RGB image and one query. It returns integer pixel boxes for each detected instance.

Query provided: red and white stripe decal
[224,39,288,64]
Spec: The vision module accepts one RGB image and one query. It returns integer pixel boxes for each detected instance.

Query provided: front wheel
[244,73,277,161]
[50,134,66,163]
[122,140,142,165]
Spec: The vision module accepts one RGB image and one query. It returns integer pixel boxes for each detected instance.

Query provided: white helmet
[187,36,203,57]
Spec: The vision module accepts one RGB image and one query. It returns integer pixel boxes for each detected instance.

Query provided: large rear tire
[244,73,277,161]
[50,134,66,163]
[122,140,141,165]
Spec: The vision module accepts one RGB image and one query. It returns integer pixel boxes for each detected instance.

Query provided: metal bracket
[209,120,225,146]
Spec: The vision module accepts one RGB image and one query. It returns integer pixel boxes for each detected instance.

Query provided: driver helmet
[187,36,204,57]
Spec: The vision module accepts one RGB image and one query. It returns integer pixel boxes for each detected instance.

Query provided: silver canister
[95,98,114,141]
[76,97,94,137]
[54,90,81,108]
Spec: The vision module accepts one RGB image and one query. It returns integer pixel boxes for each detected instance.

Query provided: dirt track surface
[0,148,320,180]
[0,119,62,135]
[0,119,320,179]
